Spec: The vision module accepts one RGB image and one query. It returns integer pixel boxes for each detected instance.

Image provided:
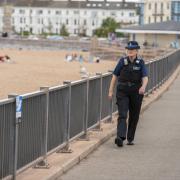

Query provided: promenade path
[59,74,180,180]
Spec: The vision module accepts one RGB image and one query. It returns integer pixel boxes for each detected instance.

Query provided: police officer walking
[108,41,148,147]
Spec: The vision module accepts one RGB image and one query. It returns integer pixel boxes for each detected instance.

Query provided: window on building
[92,11,97,17]
[92,4,96,7]
[66,10,69,15]
[48,10,51,14]
[129,12,134,17]
[66,19,69,25]
[37,10,43,15]
[155,3,157,12]
[148,3,151,10]
[161,3,163,11]
[160,16,163,22]
[19,9,25,14]
[106,3,110,7]
[84,11,87,15]
[92,20,95,26]
[20,17,23,23]
[74,10,79,15]
[167,16,169,21]
[167,3,169,10]
[30,27,33,34]
[98,4,102,7]
[148,16,151,23]
[111,12,116,16]
[74,19,77,25]
[84,19,87,25]
[87,4,91,7]
[56,11,61,15]
[121,12,124,16]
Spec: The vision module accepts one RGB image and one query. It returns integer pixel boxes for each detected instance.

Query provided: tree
[60,24,69,36]
[94,17,119,37]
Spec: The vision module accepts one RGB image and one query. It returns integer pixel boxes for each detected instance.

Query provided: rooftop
[116,21,180,34]
[0,0,140,10]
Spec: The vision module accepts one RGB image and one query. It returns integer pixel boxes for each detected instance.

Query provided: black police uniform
[113,54,148,146]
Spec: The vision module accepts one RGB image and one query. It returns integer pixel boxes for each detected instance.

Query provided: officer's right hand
[108,92,113,100]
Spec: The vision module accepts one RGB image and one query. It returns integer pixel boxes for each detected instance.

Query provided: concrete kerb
[16,65,180,180]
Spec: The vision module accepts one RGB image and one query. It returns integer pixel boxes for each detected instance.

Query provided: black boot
[127,141,134,145]
[115,137,123,147]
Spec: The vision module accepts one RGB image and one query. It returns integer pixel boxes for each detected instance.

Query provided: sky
[88,0,141,1]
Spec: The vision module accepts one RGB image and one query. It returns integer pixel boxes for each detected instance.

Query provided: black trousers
[116,86,144,142]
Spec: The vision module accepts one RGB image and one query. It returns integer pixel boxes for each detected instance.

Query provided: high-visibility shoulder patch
[135,59,140,64]
[124,58,128,65]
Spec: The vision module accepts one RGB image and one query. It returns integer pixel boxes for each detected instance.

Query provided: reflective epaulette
[123,57,128,65]
[136,56,143,64]
[135,56,143,64]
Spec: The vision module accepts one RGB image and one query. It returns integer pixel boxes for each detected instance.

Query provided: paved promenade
[59,74,180,180]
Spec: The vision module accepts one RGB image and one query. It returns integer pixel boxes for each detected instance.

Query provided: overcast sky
[56,0,141,2]
[108,0,140,1]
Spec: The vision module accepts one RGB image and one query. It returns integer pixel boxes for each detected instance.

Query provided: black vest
[118,58,142,84]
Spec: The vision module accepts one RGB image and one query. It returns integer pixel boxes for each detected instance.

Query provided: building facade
[0,0,141,36]
[0,7,4,33]
[171,0,180,21]
[136,0,144,25]
[144,0,171,24]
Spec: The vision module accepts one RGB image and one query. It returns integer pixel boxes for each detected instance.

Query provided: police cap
[125,41,140,50]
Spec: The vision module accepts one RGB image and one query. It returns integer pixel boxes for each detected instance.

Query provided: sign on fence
[16,96,22,119]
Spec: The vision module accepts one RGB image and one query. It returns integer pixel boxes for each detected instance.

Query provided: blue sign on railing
[16,96,22,118]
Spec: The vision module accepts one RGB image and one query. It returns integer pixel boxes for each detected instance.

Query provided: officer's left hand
[139,86,145,95]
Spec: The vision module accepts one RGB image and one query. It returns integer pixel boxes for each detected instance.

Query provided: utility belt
[118,81,140,87]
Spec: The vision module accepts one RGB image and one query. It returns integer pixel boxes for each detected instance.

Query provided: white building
[143,0,171,24]
[0,7,4,33]
[0,0,140,36]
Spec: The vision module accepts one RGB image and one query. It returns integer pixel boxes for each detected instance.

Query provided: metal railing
[0,49,180,180]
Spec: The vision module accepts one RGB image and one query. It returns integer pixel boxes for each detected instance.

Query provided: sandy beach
[0,49,116,99]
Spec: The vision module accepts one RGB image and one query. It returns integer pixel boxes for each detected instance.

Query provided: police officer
[108,41,148,147]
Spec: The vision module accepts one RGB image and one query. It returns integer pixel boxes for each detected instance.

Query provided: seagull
[79,65,89,78]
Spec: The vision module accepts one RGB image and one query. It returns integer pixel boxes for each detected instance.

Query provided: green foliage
[94,27,109,37]
[94,17,119,37]
[22,31,30,36]
[41,32,57,37]
[116,32,125,37]
[60,24,69,36]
